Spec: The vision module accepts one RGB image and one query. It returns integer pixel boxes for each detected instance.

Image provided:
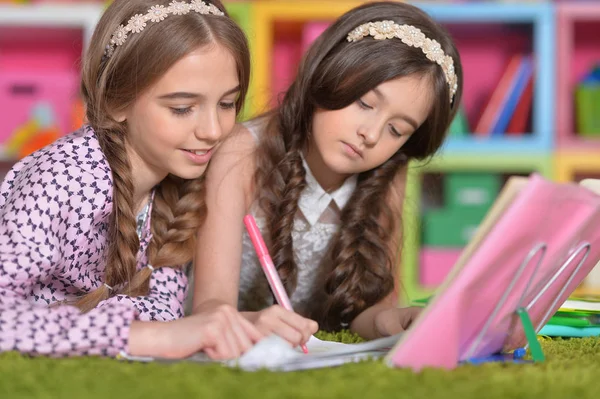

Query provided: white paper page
[561,299,600,313]
[233,335,390,371]
[304,333,403,356]
[119,333,403,372]
[231,333,404,371]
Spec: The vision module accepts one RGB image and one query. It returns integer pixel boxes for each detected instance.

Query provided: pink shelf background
[556,3,600,150]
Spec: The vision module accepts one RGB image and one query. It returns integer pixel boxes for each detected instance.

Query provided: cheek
[389,140,407,156]
[220,113,237,137]
[131,104,171,139]
[147,118,180,146]
[311,122,333,150]
[371,138,406,165]
[311,129,329,156]
[310,112,332,141]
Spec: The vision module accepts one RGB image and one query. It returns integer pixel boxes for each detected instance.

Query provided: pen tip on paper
[302,344,309,354]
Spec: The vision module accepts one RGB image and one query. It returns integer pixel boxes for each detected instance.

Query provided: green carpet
[1,331,599,399]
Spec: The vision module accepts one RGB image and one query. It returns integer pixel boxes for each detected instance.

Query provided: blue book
[491,56,534,136]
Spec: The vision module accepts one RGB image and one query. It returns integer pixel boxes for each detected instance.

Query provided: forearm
[192,297,236,314]
[0,293,135,357]
[100,266,188,321]
[127,320,170,357]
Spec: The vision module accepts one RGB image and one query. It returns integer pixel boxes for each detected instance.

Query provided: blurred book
[540,295,600,337]
[474,54,534,136]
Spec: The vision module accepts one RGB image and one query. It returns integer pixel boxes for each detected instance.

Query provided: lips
[181,146,215,165]
[183,149,211,155]
[342,141,363,158]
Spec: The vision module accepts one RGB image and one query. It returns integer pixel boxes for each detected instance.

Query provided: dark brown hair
[254,1,463,330]
[76,0,250,311]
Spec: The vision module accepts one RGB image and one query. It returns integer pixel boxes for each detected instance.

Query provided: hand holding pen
[244,215,318,353]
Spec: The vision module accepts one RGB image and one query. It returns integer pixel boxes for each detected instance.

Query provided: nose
[357,123,382,146]
[195,108,222,144]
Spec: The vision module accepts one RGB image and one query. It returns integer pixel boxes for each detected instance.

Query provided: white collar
[297,155,358,226]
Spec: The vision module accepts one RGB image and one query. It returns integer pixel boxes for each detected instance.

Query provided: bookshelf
[556,3,600,151]
[222,1,256,119]
[0,3,103,45]
[398,2,556,301]
[417,2,555,155]
[0,3,104,166]
[555,152,600,183]
[402,154,553,301]
[554,4,600,294]
[248,0,364,114]
[0,1,253,163]
[1,0,599,300]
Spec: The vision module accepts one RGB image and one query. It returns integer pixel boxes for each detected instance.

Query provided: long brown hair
[76,0,250,311]
[254,1,463,330]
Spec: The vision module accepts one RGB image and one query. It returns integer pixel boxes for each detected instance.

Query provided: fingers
[267,319,304,346]
[198,305,256,360]
[402,306,422,329]
[201,312,239,360]
[238,315,265,343]
[220,323,243,359]
[374,307,421,337]
[204,347,217,358]
[212,305,268,359]
[304,319,319,342]
[222,308,256,354]
[183,304,318,360]
[255,305,319,347]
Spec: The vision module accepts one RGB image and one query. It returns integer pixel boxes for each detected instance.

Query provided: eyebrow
[372,87,419,130]
[158,85,241,100]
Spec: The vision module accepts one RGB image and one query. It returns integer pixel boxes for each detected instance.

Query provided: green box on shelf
[224,1,254,120]
[448,107,469,137]
[422,208,487,247]
[445,173,501,210]
[576,84,600,136]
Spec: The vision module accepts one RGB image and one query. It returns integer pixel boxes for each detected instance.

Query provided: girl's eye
[219,102,236,110]
[390,124,402,138]
[357,99,373,110]
[170,107,193,116]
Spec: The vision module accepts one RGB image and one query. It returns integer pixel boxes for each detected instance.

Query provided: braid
[317,151,408,331]
[268,150,306,295]
[74,127,139,312]
[121,174,207,297]
[253,114,308,297]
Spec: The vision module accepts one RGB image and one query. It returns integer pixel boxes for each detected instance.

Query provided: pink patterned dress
[0,125,188,357]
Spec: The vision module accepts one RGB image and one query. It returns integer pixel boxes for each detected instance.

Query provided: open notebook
[121,175,600,371]
[119,332,403,371]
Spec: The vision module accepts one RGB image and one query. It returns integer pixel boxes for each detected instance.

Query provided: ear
[112,110,127,123]
[109,105,128,123]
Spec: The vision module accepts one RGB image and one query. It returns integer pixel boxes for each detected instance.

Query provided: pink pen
[243,214,309,354]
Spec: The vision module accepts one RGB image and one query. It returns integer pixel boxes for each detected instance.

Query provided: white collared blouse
[238,121,357,316]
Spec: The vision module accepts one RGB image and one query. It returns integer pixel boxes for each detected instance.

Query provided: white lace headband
[347,20,458,103]
[104,0,225,59]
